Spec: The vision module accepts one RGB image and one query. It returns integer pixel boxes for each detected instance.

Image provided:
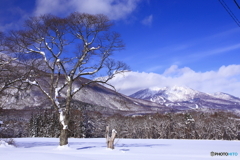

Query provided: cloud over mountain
[108,65,240,97]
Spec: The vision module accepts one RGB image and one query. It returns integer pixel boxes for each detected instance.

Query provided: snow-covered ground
[0,138,239,160]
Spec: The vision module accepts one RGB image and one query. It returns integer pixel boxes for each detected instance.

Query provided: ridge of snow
[213,92,235,99]
[133,86,199,102]
[211,92,240,102]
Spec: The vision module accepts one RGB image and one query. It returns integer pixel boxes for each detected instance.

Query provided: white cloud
[141,14,153,26]
[109,65,240,97]
[34,0,141,20]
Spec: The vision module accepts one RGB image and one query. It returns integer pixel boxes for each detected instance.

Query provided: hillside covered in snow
[130,86,240,113]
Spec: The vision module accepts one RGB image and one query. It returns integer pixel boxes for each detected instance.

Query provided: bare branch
[0,32,6,52]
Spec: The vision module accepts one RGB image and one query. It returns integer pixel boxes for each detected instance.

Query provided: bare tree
[5,13,128,146]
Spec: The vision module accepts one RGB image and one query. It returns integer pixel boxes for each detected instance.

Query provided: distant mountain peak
[130,86,240,113]
[131,86,199,103]
[149,85,196,93]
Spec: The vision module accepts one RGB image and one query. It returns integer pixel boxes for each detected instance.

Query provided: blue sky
[113,0,240,73]
[1,0,240,96]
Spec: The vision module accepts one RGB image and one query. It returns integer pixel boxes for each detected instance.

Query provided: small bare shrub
[0,138,16,147]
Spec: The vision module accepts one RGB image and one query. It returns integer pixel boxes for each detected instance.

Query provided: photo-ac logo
[210,151,238,156]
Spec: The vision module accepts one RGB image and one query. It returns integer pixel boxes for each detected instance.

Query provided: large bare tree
[5,13,128,145]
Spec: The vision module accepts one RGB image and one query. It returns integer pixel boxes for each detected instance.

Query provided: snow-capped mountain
[2,77,240,115]
[130,86,240,112]
[130,86,201,103]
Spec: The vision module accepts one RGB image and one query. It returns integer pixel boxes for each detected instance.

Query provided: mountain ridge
[129,86,240,114]
[1,79,240,115]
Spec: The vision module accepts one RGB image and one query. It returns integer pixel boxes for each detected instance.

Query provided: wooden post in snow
[106,125,117,149]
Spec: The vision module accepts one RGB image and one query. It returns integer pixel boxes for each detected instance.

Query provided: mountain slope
[130,86,240,113]
[0,77,165,115]
[130,86,201,103]
[2,74,240,115]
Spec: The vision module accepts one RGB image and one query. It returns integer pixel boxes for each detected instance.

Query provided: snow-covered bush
[0,138,16,147]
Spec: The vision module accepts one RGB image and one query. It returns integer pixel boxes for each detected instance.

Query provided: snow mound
[0,140,15,148]
[55,144,72,150]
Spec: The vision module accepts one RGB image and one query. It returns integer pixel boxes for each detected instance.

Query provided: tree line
[1,107,240,140]
[20,110,240,140]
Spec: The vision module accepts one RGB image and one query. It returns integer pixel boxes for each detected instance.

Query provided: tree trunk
[60,129,68,146]
[59,108,69,146]
[106,126,117,149]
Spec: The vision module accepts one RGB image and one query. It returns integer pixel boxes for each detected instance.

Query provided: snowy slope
[213,92,240,103]
[130,86,201,103]
[0,138,239,160]
[2,75,240,115]
[0,76,163,115]
[130,86,240,112]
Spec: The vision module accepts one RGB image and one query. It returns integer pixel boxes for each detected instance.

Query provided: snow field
[0,138,239,160]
